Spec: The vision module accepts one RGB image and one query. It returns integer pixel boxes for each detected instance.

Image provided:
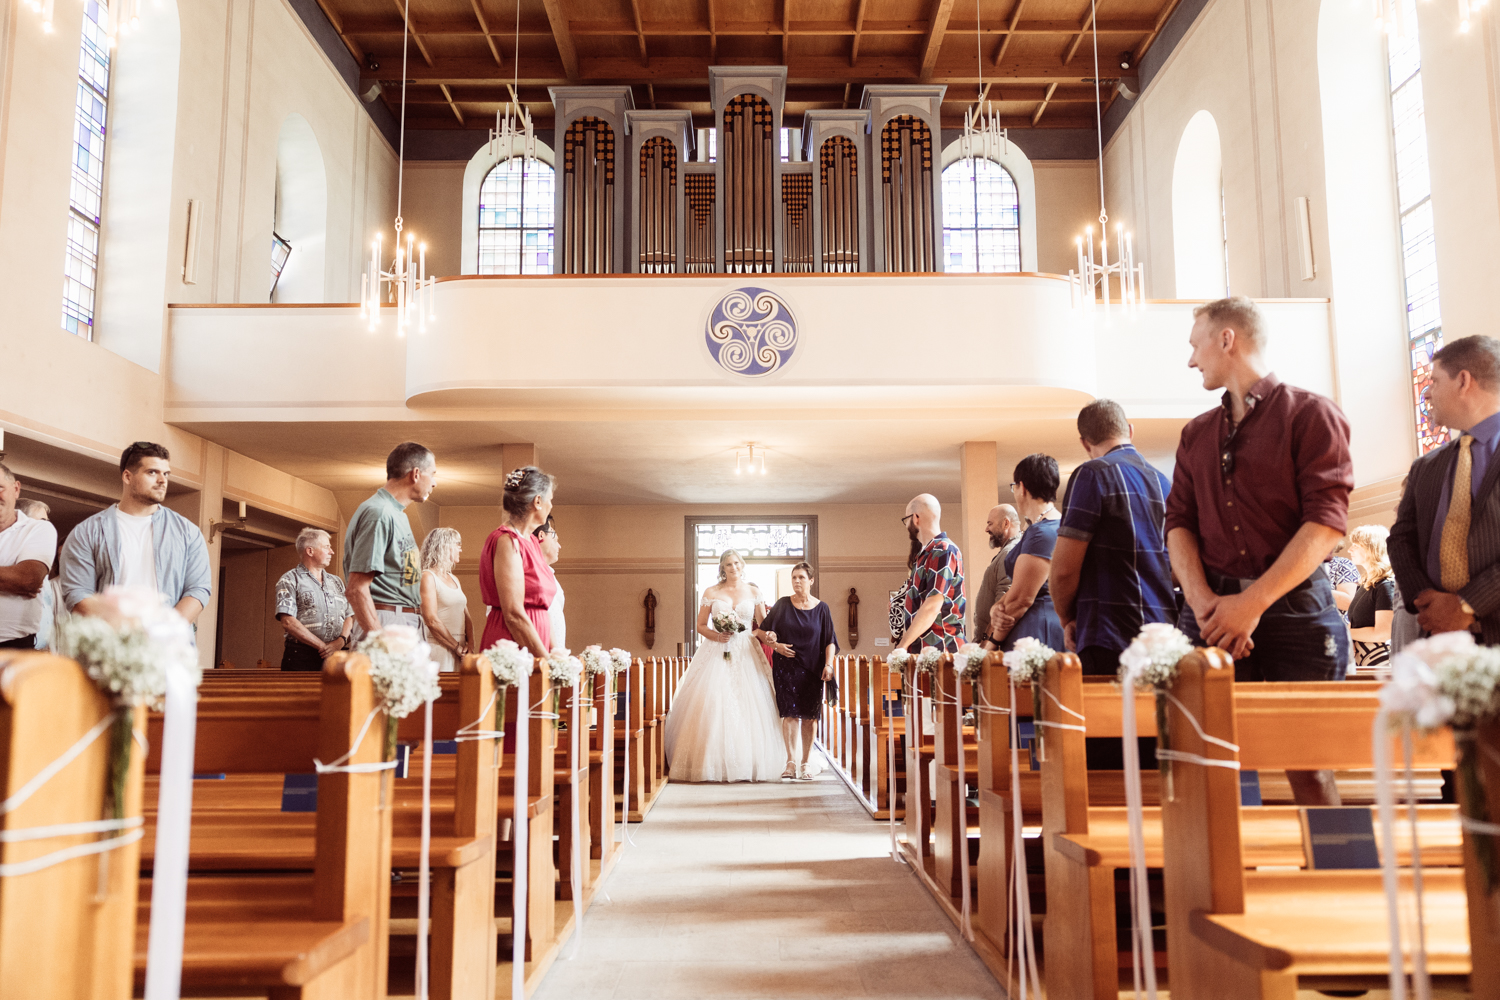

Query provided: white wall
[273,112,328,303]
[1171,110,1227,298]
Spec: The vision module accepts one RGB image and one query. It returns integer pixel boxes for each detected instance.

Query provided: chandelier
[957,1,1008,165]
[735,445,768,476]
[490,84,537,163]
[359,0,436,336]
[1068,0,1144,311]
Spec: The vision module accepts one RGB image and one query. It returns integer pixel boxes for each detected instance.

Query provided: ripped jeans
[1177,568,1349,682]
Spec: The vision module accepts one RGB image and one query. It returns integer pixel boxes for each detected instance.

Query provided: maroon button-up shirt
[1164,373,1353,580]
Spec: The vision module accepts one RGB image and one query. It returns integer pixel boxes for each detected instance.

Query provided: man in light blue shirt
[59,442,212,624]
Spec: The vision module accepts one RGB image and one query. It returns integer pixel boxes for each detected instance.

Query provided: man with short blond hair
[274,527,353,671]
[0,463,57,649]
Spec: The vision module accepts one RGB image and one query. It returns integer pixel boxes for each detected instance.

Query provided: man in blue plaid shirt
[1050,400,1177,676]
[893,493,967,654]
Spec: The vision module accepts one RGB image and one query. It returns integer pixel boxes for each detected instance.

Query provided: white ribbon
[415,695,435,1000]
[145,665,198,1000]
[0,711,117,816]
[511,684,530,1000]
[454,688,503,743]
[1374,708,1432,1000]
[1119,679,1159,1000]
[1007,678,1042,998]
[313,707,398,774]
[566,690,585,959]
[0,825,143,878]
[957,700,974,942]
[887,672,902,863]
[620,667,635,848]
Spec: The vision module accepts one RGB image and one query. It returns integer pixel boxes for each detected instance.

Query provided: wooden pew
[932,655,977,901]
[554,672,590,900]
[1462,718,1500,998]
[136,652,390,998]
[901,661,937,863]
[1162,650,1468,998]
[616,659,648,819]
[0,652,145,1000]
[587,670,617,867]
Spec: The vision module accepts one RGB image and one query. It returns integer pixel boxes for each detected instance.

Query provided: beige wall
[1034,162,1102,276]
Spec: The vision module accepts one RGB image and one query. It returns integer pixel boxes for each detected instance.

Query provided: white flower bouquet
[886,648,911,673]
[52,587,201,818]
[580,645,612,679]
[1001,637,1054,685]
[1117,622,1195,691]
[1379,631,1500,892]
[480,638,535,734]
[954,642,988,681]
[357,624,441,758]
[609,648,633,674]
[545,648,584,714]
[914,646,942,677]
[709,601,746,661]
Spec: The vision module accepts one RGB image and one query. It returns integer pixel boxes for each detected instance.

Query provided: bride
[663,550,787,782]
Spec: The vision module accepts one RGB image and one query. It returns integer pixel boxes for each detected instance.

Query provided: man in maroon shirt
[1165,297,1353,805]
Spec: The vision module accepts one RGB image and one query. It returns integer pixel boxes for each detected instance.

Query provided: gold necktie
[1440,434,1475,592]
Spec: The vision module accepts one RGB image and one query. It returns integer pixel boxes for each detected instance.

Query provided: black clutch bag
[823,675,840,705]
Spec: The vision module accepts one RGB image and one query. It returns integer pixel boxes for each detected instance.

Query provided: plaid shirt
[1058,444,1176,653]
[904,532,967,653]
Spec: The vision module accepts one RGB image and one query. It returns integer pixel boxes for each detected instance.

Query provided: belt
[373,603,419,614]
[1206,565,1327,595]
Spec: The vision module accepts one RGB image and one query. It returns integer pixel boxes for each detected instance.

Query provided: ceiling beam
[389,0,436,66]
[440,83,466,124]
[343,15,1154,37]
[469,0,505,66]
[312,0,365,65]
[849,0,868,65]
[1062,1,1097,65]
[1030,80,1057,124]
[1134,0,1183,61]
[782,0,790,64]
[539,0,580,79]
[919,0,957,79]
[707,0,718,60]
[628,0,649,62]
[992,0,1026,67]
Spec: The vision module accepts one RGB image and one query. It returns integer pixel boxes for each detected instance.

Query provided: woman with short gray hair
[420,527,472,671]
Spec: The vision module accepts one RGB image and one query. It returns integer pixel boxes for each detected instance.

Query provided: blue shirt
[1426,410,1500,586]
[58,504,212,612]
[1058,444,1176,654]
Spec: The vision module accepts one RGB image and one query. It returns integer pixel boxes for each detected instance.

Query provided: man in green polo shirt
[345,441,438,640]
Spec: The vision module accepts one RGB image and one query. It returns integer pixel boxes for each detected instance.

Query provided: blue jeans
[1177,570,1349,682]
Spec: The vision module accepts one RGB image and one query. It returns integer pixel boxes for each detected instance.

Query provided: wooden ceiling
[314,0,1182,131]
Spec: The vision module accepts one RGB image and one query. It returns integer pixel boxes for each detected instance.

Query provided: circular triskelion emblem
[704,287,798,377]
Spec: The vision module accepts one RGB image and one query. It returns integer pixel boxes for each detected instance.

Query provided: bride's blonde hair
[717,550,745,582]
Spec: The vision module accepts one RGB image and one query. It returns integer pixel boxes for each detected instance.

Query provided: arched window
[478,157,556,274]
[1171,110,1227,298]
[941,158,1021,273]
[63,0,113,338]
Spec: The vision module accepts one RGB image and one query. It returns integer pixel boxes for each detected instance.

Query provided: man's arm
[895,593,943,651]
[0,561,47,599]
[346,572,381,633]
[57,521,99,612]
[277,613,326,649]
[1049,536,1087,627]
[1387,463,1431,614]
[1197,522,1343,657]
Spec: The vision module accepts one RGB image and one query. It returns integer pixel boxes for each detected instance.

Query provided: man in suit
[1390,335,1500,641]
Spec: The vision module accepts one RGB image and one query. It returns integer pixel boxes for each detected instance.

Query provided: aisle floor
[533,756,1007,1000]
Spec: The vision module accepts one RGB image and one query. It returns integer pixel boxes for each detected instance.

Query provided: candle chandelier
[1068,0,1144,311]
[735,445,768,476]
[31,0,145,43]
[958,1,1008,165]
[359,0,436,336]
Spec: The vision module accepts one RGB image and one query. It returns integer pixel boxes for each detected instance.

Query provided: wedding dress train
[662,596,787,782]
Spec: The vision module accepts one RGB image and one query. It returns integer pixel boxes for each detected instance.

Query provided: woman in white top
[420,527,473,672]
[535,517,565,651]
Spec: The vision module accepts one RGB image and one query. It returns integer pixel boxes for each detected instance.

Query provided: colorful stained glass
[695,522,807,561]
[478,157,556,274]
[62,0,111,338]
[941,157,1021,273]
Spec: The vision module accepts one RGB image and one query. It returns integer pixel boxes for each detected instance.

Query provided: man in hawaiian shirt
[892,493,967,654]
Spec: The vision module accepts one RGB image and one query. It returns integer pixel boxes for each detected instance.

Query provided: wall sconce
[734,444,768,475]
[210,501,249,541]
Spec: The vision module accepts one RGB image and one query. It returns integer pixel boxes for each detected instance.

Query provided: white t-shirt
[0,511,59,641]
[113,508,157,593]
[549,586,566,653]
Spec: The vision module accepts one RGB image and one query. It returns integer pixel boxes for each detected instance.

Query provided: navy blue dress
[761,597,838,720]
[1001,517,1065,652]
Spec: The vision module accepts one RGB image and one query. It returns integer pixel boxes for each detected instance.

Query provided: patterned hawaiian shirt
[903,532,967,653]
[274,565,351,643]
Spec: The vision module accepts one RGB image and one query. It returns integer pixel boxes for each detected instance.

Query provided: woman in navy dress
[989,453,1066,652]
[754,562,838,781]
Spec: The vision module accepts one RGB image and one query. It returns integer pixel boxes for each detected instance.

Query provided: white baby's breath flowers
[580,645,612,678]
[546,648,584,689]
[358,624,441,720]
[915,646,943,676]
[608,648,633,674]
[482,639,534,689]
[1117,622,1195,690]
[1001,636,1053,684]
[1381,631,1500,731]
[954,642,987,680]
[53,586,201,709]
[887,648,911,673]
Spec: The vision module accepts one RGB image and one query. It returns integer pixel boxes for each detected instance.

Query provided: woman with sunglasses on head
[984,454,1066,652]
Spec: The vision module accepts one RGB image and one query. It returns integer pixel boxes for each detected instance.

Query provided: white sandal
[797,764,814,781]
[781,762,798,781]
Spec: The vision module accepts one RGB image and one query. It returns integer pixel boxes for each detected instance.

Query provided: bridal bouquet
[709,602,746,661]
[358,624,442,759]
[481,638,534,734]
[1001,637,1053,685]
[53,587,201,818]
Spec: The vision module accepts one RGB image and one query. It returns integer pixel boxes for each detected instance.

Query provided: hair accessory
[504,469,526,489]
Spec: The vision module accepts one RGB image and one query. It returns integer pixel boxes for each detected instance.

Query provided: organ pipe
[781,174,813,273]
[818,136,859,273]
[638,137,678,273]
[685,174,716,273]
[722,95,774,274]
[562,117,616,274]
[879,115,934,273]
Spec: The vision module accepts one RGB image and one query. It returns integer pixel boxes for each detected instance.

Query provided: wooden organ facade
[547,71,945,275]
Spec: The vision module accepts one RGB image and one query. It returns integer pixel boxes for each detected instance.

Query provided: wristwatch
[1461,598,1477,617]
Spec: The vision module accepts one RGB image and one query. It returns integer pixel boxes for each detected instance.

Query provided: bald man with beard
[972,504,1022,644]
[892,493,968,654]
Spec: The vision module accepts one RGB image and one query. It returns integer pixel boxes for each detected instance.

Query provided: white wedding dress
[663,595,787,782]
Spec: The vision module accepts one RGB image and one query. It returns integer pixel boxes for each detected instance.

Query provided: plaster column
[501,444,538,473]
[959,442,999,608]
[194,443,227,670]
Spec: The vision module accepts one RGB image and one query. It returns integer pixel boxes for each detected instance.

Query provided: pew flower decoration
[481,639,535,734]
[886,648,911,673]
[545,648,584,715]
[1117,623,1195,690]
[954,642,987,680]
[914,646,943,677]
[580,645,612,679]
[52,587,201,818]
[358,625,442,759]
[1001,637,1053,684]
[608,648,632,674]
[1379,631,1500,891]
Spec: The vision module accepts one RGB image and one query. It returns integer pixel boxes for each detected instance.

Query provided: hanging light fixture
[360,0,436,337]
[1068,0,1143,312]
[489,0,537,165]
[734,445,768,475]
[31,0,145,42]
[958,0,1008,164]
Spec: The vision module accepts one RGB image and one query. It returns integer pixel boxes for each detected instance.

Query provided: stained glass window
[63,0,111,338]
[695,522,807,561]
[477,156,555,274]
[1387,1,1446,454]
[941,157,1021,273]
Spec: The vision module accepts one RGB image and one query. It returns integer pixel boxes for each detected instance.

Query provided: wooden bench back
[1461,719,1500,994]
[0,652,145,1000]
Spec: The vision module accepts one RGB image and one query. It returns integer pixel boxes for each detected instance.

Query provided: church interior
[2,0,1497,996]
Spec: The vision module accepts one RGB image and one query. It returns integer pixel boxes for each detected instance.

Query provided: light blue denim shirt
[59,504,212,611]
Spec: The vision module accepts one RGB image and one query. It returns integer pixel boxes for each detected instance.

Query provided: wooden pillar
[932,656,965,900]
[959,442,999,608]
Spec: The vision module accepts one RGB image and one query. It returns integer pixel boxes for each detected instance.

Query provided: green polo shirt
[343,488,420,609]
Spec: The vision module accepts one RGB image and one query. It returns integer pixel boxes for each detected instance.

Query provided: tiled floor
[533,755,1008,1000]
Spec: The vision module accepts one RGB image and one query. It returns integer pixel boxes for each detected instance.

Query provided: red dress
[479,523,558,653]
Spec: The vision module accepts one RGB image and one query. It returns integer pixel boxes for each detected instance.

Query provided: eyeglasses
[900,514,915,527]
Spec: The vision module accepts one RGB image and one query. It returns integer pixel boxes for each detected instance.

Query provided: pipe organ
[548,72,945,274]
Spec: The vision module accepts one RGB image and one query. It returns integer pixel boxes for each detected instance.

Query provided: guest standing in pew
[535,516,565,650]
[1390,334,1500,644]
[15,499,59,651]
[1049,399,1176,675]
[60,442,211,629]
[481,467,557,660]
[273,527,354,671]
[344,442,437,642]
[1390,476,1421,653]
[755,562,838,780]
[0,464,57,649]
[891,493,966,655]
[419,527,472,671]
[1165,297,1352,806]
[1327,539,1361,618]
[970,504,1022,644]
[1345,524,1396,668]
[985,455,1066,652]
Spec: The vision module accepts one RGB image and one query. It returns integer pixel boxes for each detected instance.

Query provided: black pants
[281,637,324,672]
[0,634,36,650]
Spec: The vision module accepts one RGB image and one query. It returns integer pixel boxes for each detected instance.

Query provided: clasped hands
[1413,590,1475,634]
[1190,591,1263,660]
